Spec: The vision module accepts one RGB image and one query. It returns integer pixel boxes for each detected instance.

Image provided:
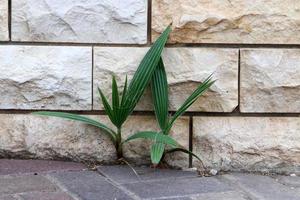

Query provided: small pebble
[209,169,218,176]
[183,167,197,172]
[290,174,297,177]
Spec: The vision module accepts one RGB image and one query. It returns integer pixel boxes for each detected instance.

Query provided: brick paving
[0,160,299,200]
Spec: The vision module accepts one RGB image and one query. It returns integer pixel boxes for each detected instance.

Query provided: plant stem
[116,128,123,159]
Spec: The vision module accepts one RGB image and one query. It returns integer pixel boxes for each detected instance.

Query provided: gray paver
[50,171,134,200]
[0,159,86,175]
[0,175,58,194]
[98,165,198,184]
[224,173,300,200]
[123,176,233,199]
[275,175,300,188]
[0,196,18,200]
[20,192,74,200]
[189,191,249,200]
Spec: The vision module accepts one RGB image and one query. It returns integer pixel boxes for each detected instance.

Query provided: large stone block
[0,46,92,110]
[240,49,300,113]
[0,0,8,41]
[12,0,147,44]
[93,47,238,112]
[0,114,189,168]
[152,0,300,44]
[193,117,300,174]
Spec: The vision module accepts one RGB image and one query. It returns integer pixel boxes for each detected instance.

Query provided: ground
[0,160,299,200]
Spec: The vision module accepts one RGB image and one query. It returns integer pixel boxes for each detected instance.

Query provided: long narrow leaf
[166,76,215,133]
[98,87,115,126]
[151,58,169,131]
[165,147,202,163]
[120,26,171,123]
[151,143,165,164]
[33,112,117,143]
[112,76,120,112]
[123,131,178,147]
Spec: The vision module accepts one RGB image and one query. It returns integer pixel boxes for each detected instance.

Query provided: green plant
[33,26,171,159]
[124,58,215,165]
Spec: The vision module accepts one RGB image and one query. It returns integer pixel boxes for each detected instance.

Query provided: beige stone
[0,114,189,168]
[0,46,92,110]
[0,0,8,41]
[12,0,147,44]
[93,47,238,112]
[193,117,300,174]
[0,114,116,163]
[240,49,300,113]
[152,0,300,44]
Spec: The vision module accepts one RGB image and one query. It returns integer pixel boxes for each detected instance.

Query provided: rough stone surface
[193,117,300,174]
[240,49,300,113]
[12,0,147,44]
[0,114,188,168]
[0,0,8,41]
[0,114,116,163]
[20,192,74,200]
[93,47,238,112]
[152,0,300,44]
[0,46,92,110]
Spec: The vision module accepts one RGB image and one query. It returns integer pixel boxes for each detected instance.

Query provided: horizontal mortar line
[0,41,150,47]
[0,110,298,117]
[1,41,300,49]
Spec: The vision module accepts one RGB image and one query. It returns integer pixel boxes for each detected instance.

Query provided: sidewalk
[0,159,299,200]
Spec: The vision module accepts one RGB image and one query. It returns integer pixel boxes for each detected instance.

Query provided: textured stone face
[0,46,92,110]
[152,0,300,44]
[93,47,238,112]
[12,0,147,44]
[240,49,300,113]
[193,117,300,174]
[0,0,8,41]
[0,114,116,163]
[0,114,188,168]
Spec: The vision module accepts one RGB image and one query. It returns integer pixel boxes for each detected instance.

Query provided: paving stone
[49,171,133,200]
[0,46,92,110]
[98,165,198,184]
[0,175,58,195]
[20,192,74,200]
[0,0,8,41]
[0,159,86,175]
[275,176,300,188]
[224,173,300,200]
[189,191,249,200]
[0,196,18,200]
[123,176,233,199]
[12,0,147,44]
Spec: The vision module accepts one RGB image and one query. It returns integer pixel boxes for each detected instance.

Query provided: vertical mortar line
[91,46,94,110]
[238,49,241,111]
[188,115,193,168]
[8,0,12,41]
[147,0,152,44]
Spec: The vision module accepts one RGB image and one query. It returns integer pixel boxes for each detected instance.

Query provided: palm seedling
[33,26,171,159]
[124,57,215,165]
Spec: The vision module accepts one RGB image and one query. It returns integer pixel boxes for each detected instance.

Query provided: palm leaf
[151,143,165,164]
[123,131,178,147]
[98,87,115,126]
[166,75,215,133]
[111,76,120,112]
[33,112,116,143]
[151,57,169,131]
[165,147,202,163]
[120,26,171,123]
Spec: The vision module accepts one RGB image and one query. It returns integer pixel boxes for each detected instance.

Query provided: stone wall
[0,0,299,174]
